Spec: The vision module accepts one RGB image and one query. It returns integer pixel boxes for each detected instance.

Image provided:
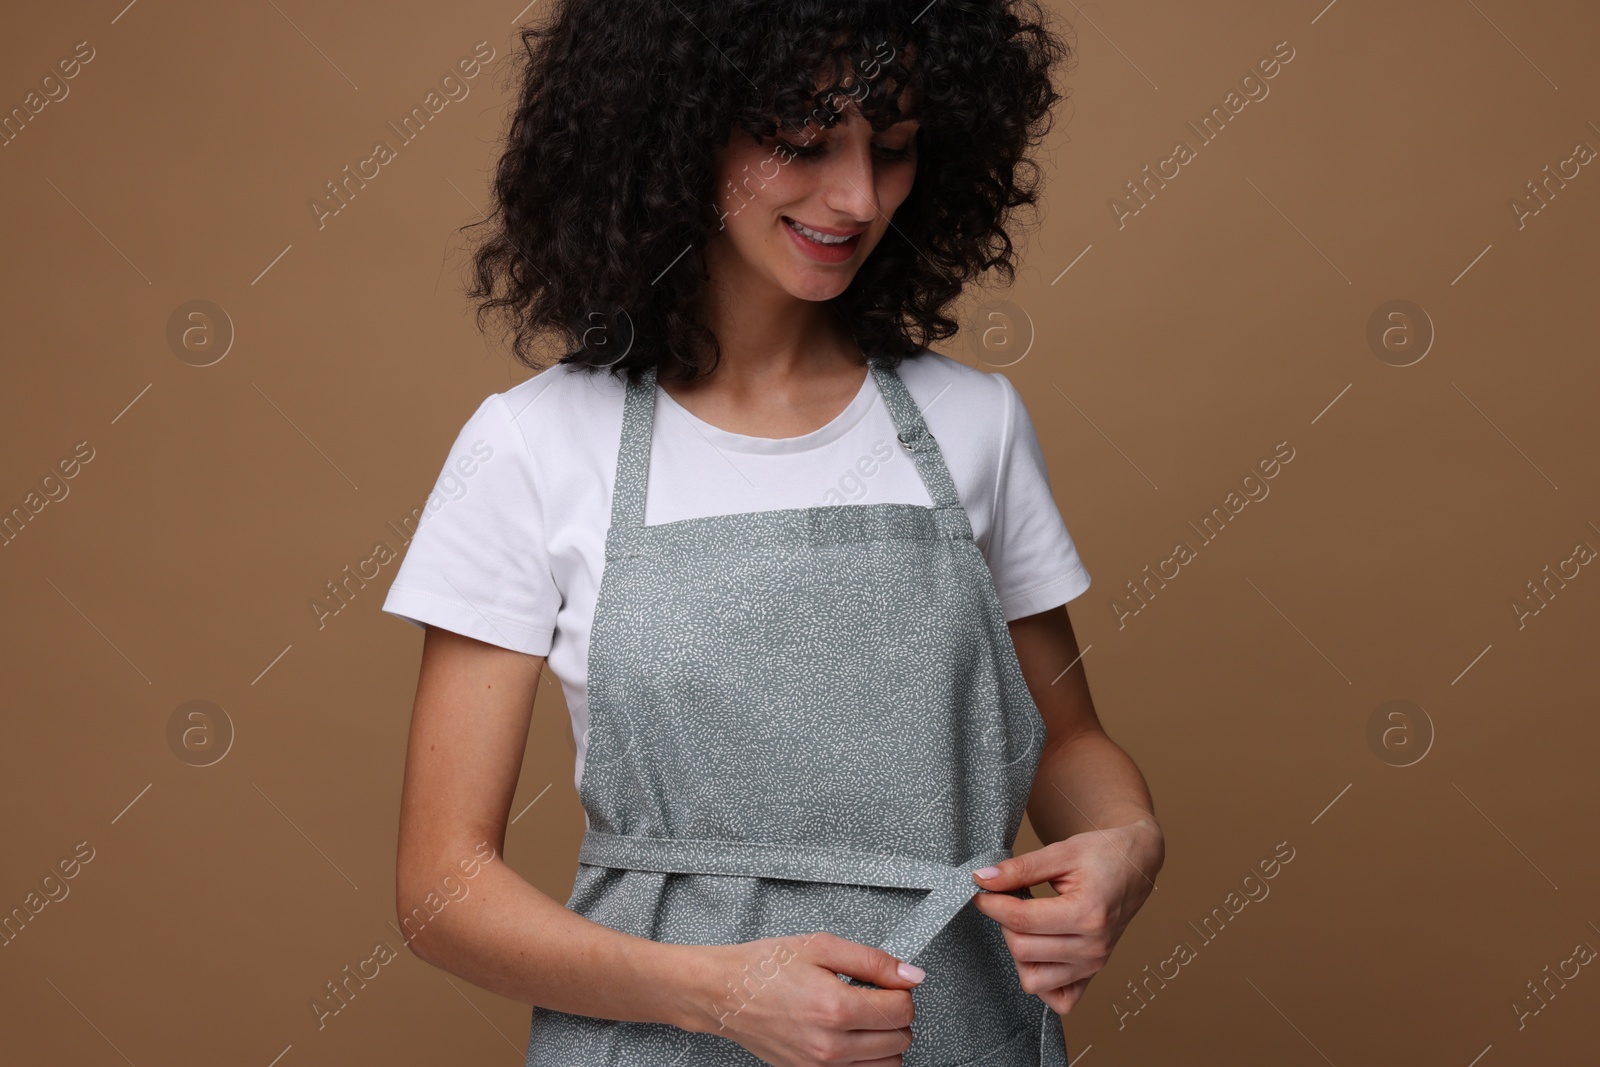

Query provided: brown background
[3,1,1597,1064]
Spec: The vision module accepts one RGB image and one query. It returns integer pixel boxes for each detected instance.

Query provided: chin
[779,271,855,303]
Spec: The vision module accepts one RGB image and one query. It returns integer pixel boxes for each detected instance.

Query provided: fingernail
[897,961,926,983]
[974,866,1001,879]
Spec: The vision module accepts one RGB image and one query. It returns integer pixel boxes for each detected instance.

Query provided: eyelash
[777,139,914,162]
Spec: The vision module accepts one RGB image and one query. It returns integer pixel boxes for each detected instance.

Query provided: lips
[781,216,864,264]
[783,217,863,243]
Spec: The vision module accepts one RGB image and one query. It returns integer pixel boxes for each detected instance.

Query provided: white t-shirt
[381,349,1091,792]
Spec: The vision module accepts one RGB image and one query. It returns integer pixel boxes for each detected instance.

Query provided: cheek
[878,165,917,213]
[749,157,810,211]
[720,162,810,236]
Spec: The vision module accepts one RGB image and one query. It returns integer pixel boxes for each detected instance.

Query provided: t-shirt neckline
[652,366,880,455]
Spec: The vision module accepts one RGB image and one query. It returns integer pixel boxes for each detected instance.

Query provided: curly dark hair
[463,0,1072,382]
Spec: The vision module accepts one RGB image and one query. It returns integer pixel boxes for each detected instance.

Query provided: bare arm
[394,625,708,1029]
[969,603,1165,1013]
[1007,604,1163,869]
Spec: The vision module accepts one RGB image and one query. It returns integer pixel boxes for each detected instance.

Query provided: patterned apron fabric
[525,356,1070,1066]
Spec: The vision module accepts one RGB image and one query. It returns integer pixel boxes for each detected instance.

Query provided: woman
[383,2,1164,1064]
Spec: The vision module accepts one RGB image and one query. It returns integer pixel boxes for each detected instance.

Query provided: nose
[819,134,882,227]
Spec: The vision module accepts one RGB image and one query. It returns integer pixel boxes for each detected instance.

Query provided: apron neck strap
[865,356,963,511]
[607,355,963,534]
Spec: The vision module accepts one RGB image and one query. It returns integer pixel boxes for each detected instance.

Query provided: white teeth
[786,218,854,244]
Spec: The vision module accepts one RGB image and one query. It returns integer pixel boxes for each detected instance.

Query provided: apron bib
[525,356,1070,1066]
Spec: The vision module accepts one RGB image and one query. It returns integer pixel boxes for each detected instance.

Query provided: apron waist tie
[578,829,1012,967]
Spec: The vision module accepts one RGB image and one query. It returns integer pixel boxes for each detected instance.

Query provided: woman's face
[709,94,921,305]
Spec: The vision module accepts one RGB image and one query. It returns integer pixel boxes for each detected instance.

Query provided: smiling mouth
[783,217,863,245]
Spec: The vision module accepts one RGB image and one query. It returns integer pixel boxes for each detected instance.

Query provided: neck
[683,249,862,387]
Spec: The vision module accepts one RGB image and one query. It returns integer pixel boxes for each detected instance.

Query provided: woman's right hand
[679,931,925,1065]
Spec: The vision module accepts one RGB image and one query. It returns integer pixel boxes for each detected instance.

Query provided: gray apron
[526,355,1070,1066]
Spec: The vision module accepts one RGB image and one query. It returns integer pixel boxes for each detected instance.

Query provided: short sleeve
[381,393,559,656]
[985,373,1092,620]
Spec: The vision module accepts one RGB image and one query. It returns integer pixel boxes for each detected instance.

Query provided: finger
[832,984,917,1032]
[807,932,926,990]
[1040,975,1094,1014]
[970,887,1078,936]
[1015,959,1088,998]
[971,846,1065,892]
[831,1018,915,1061]
[996,928,1106,965]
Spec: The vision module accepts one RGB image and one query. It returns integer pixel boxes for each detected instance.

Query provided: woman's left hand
[968,817,1164,1014]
